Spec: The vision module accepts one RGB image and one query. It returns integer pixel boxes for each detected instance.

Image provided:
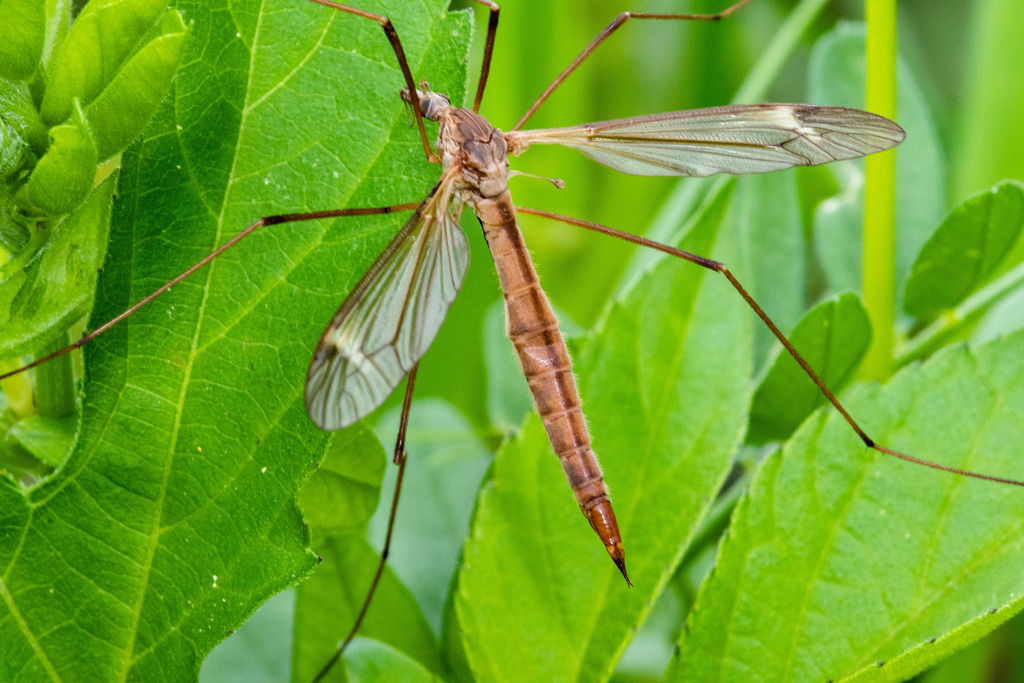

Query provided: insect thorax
[438,106,510,201]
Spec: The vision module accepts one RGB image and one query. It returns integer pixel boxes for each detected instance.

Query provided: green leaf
[0,1,471,680]
[0,173,114,358]
[26,101,96,213]
[905,180,1024,317]
[456,181,751,680]
[293,537,439,682]
[672,332,1024,682]
[0,114,27,178]
[365,401,492,634]
[84,9,187,160]
[300,426,386,533]
[0,0,46,80]
[748,293,871,445]
[40,0,174,125]
[290,399,490,678]
[292,422,443,680]
[341,638,441,683]
[0,76,47,152]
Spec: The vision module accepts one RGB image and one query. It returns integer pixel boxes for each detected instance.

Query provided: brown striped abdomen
[474,192,628,583]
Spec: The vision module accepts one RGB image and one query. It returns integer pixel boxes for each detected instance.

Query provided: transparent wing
[305,177,468,430]
[507,104,906,177]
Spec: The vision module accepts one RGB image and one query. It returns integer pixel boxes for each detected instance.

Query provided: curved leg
[512,0,758,131]
[0,202,421,382]
[515,205,1024,489]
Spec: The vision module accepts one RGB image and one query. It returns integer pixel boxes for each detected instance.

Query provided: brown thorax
[402,83,510,201]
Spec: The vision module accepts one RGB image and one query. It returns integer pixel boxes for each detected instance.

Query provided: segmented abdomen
[474,191,626,575]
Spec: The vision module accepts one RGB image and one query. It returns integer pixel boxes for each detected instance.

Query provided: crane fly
[293,0,1023,607]
[4,0,1024,679]
[306,84,915,585]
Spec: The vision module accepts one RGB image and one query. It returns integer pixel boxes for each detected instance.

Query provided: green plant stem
[34,330,75,418]
[862,0,898,379]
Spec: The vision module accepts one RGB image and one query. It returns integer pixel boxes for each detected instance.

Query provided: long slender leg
[310,0,499,116]
[313,363,420,683]
[0,202,422,382]
[516,206,1024,489]
[512,0,758,130]
[306,0,439,162]
[464,0,500,112]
